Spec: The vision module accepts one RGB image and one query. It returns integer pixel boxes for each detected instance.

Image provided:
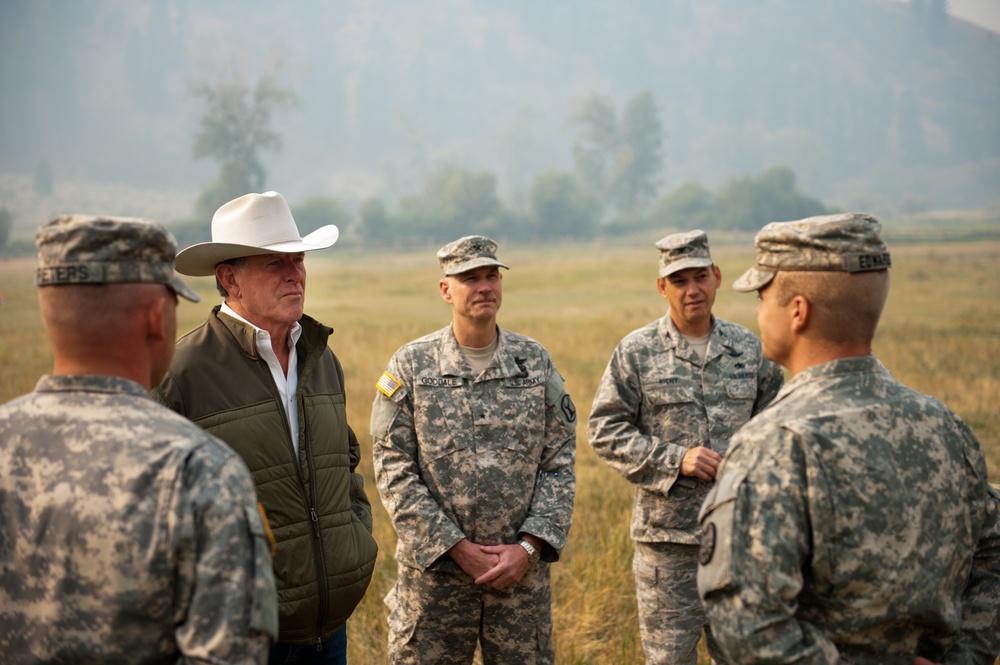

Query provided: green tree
[291,197,351,236]
[528,169,599,240]
[648,181,718,230]
[0,207,12,254]
[716,166,828,231]
[359,197,390,246]
[613,91,664,213]
[571,93,618,207]
[398,166,505,242]
[570,90,665,217]
[190,56,297,218]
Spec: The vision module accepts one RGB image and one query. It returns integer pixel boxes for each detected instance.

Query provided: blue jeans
[268,625,347,665]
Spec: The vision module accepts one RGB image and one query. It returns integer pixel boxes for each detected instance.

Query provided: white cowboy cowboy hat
[174,191,339,276]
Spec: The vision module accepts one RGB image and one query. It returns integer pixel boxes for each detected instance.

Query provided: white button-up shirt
[221,302,303,460]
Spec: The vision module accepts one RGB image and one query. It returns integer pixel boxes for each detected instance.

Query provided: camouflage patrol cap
[733,212,891,293]
[35,215,200,302]
[656,229,714,277]
[437,235,510,276]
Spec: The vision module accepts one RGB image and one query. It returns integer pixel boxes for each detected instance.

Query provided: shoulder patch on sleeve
[376,371,402,398]
[696,471,745,598]
[546,371,576,423]
[561,394,577,423]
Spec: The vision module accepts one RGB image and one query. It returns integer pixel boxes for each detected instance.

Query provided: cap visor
[444,257,510,276]
[732,267,776,292]
[170,275,201,302]
[659,257,713,278]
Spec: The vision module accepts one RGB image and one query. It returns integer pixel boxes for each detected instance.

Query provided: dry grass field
[1,237,998,664]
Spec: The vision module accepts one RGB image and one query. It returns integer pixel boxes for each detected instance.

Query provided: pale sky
[952,0,1000,32]
[891,0,1000,33]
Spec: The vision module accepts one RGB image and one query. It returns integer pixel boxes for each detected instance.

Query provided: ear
[217,263,238,299]
[788,295,811,333]
[439,278,453,304]
[147,294,167,342]
[656,276,669,298]
[712,264,722,286]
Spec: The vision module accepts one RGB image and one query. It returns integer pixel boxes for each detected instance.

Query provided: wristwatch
[518,539,541,566]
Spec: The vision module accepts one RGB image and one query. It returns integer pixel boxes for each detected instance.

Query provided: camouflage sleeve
[174,446,277,663]
[943,421,1000,663]
[586,344,684,495]
[753,356,784,415]
[698,428,838,663]
[370,353,466,570]
[518,361,577,562]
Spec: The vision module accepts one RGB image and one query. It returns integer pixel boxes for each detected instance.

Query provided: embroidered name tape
[376,372,402,398]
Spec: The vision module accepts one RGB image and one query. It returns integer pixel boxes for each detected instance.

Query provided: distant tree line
[350,163,826,246]
[187,66,829,246]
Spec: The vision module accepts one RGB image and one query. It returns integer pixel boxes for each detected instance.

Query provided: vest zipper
[303,400,330,652]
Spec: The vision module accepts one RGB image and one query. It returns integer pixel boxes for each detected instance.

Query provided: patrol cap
[437,235,509,276]
[733,212,891,293]
[656,229,714,278]
[35,214,200,302]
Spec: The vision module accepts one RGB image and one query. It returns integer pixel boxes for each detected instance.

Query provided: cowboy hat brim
[174,225,339,276]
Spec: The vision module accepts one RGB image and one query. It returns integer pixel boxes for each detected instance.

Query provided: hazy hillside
[1,0,998,230]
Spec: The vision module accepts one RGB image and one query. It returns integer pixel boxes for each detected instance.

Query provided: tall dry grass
[1,238,998,664]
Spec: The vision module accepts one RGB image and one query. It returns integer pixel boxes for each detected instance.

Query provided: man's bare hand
[681,446,722,481]
[447,538,499,580]
[475,543,531,590]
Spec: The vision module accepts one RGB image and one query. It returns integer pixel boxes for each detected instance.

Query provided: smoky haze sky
[900,0,1000,33]
[1,0,999,221]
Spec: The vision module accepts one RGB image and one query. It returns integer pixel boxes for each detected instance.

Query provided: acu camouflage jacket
[587,312,783,545]
[371,325,577,571]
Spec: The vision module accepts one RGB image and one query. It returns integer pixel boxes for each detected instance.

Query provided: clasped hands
[448,537,536,590]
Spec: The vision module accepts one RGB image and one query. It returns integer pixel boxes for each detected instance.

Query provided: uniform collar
[439,325,526,381]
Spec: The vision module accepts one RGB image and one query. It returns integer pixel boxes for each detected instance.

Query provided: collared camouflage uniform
[698,356,1000,664]
[371,325,577,665]
[0,374,278,663]
[588,313,783,665]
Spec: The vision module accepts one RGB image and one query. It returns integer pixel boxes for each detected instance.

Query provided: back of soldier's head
[734,212,892,343]
[34,215,199,337]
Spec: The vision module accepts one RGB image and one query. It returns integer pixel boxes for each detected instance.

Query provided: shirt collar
[220,301,303,347]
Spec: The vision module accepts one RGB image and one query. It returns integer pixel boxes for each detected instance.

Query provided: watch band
[518,539,541,565]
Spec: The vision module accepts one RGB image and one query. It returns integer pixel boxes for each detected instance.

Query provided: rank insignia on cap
[376,372,402,398]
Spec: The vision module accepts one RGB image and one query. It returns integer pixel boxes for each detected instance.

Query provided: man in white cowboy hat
[155,191,378,665]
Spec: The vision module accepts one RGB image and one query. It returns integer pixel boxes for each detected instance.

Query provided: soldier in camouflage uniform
[587,230,783,665]
[0,215,278,663]
[370,235,577,665]
[697,213,1000,663]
